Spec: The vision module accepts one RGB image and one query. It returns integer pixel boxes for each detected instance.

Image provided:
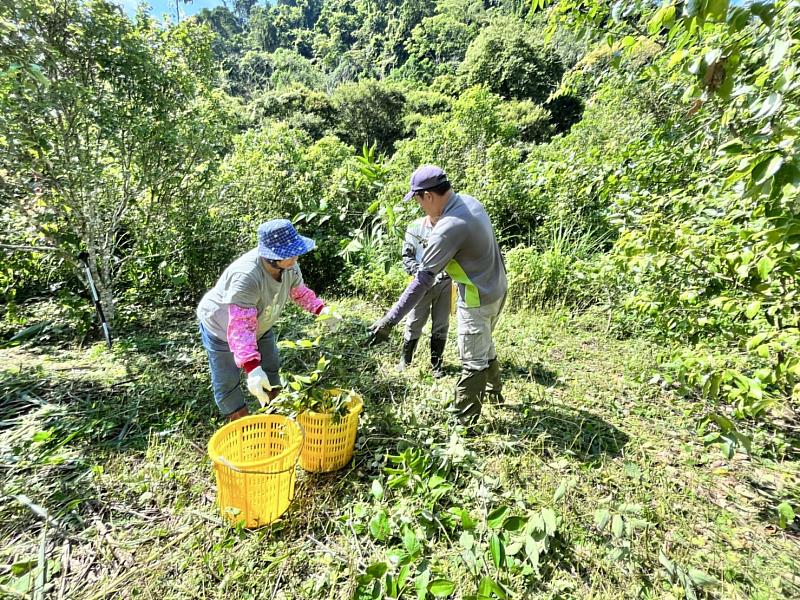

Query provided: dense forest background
[2,0,799,455]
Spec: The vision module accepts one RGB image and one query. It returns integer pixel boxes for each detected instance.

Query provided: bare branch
[0,243,65,254]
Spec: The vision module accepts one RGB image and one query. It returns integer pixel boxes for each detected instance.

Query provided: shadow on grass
[488,402,630,461]
[0,306,416,529]
[504,359,562,388]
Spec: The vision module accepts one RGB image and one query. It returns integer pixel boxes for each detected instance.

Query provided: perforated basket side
[298,393,362,473]
[208,415,303,527]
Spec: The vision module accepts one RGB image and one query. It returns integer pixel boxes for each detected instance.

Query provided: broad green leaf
[459,531,474,550]
[609,546,629,562]
[486,506,509,528]
[502,516,525,532]
[402,526,421,557]
[611,514,624,538]
[668,49,688,69]
[769,39,791,70]
[371,479,384,501]
[505,540,522,556]
[744,301,761,319]
[428,579,455,597]
[461,548,478,574]
[541,508,557,535]
[398,564,411,588]
[489,533,504,568]
[385,574,399,598]
[618,503,642,514]
[415,569,431,600]
[369,509,390,541]
[756,155,784,184]
[594,509,611,532]
[754,93,782,120]
[718,138,743,154]
[525,536,540,568]
[757,256,775,280]
[449,507,477,530]
[478,577,508,599]
[478,577,492,597]
[746,331,771,349]
[687,568,721,588]
[778,501,795,528]
[366,562,388,578]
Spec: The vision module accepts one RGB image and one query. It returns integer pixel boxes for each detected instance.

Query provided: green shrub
[331,80,407,153]
[506,246,574,311]
[248,85,335,138]
[207,125,363,292]
[505,219,609,311]
[459,16,563,102]
[348,264,409,306]
[501,100,554,143]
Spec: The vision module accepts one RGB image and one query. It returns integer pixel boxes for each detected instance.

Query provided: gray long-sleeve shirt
[383,192,506,327]
[402,217,450,285]
[420,193,506,308]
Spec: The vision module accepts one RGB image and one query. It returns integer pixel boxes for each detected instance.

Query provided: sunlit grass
[0,300,797,599]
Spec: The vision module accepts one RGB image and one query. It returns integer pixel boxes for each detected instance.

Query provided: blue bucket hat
[402,165,449,201]
[257,219,316,260]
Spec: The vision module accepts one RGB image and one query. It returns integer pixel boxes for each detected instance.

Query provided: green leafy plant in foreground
[274,336,357,420]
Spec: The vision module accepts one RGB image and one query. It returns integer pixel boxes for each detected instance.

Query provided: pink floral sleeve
[227,305,261,373]
[290,284,325,315]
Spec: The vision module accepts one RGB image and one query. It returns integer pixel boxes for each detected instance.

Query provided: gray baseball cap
[402,165,449,201]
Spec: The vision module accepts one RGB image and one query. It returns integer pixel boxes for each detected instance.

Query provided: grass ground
[0,299,798,599]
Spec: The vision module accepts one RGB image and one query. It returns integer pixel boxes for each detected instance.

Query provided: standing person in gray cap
[396,213,452,378]
[197,219,341,421]
[368,165,507,427]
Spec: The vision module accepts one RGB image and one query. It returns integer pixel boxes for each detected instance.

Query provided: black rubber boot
[454,367,488,427]
[396,338,419,373]
[485,358,504,404]
[430,336,447,379]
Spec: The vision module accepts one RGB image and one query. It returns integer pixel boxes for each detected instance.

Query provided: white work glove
[318,306,342,332]
[246,366,276,408]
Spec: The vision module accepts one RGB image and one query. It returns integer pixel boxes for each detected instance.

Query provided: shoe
[396,338,419,373]
[485,358,503,400]
[226,406,249,421]
[430,336,447,379]
[454,367,488,427]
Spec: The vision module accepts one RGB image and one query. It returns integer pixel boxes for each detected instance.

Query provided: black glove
[367,317,393,347]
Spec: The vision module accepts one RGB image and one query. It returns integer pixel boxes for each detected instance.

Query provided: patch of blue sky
[112,0,228,21]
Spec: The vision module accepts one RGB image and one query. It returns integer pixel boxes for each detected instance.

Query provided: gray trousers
[404,277,452,341]
[456,294,505,371]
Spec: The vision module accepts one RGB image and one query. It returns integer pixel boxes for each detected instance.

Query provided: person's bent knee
[461,358,489,372]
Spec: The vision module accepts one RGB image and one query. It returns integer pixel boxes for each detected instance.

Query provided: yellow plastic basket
[207,414,303,528]
[297,390,363,473]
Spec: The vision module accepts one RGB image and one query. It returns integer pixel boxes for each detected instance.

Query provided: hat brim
[258,235,316,260]
[403,190,415,202]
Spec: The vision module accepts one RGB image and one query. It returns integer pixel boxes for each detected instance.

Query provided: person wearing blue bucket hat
[197,219,342,421]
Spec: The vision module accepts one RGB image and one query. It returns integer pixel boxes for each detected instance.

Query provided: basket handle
[217,455,299,476]
[217,421,305,476]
